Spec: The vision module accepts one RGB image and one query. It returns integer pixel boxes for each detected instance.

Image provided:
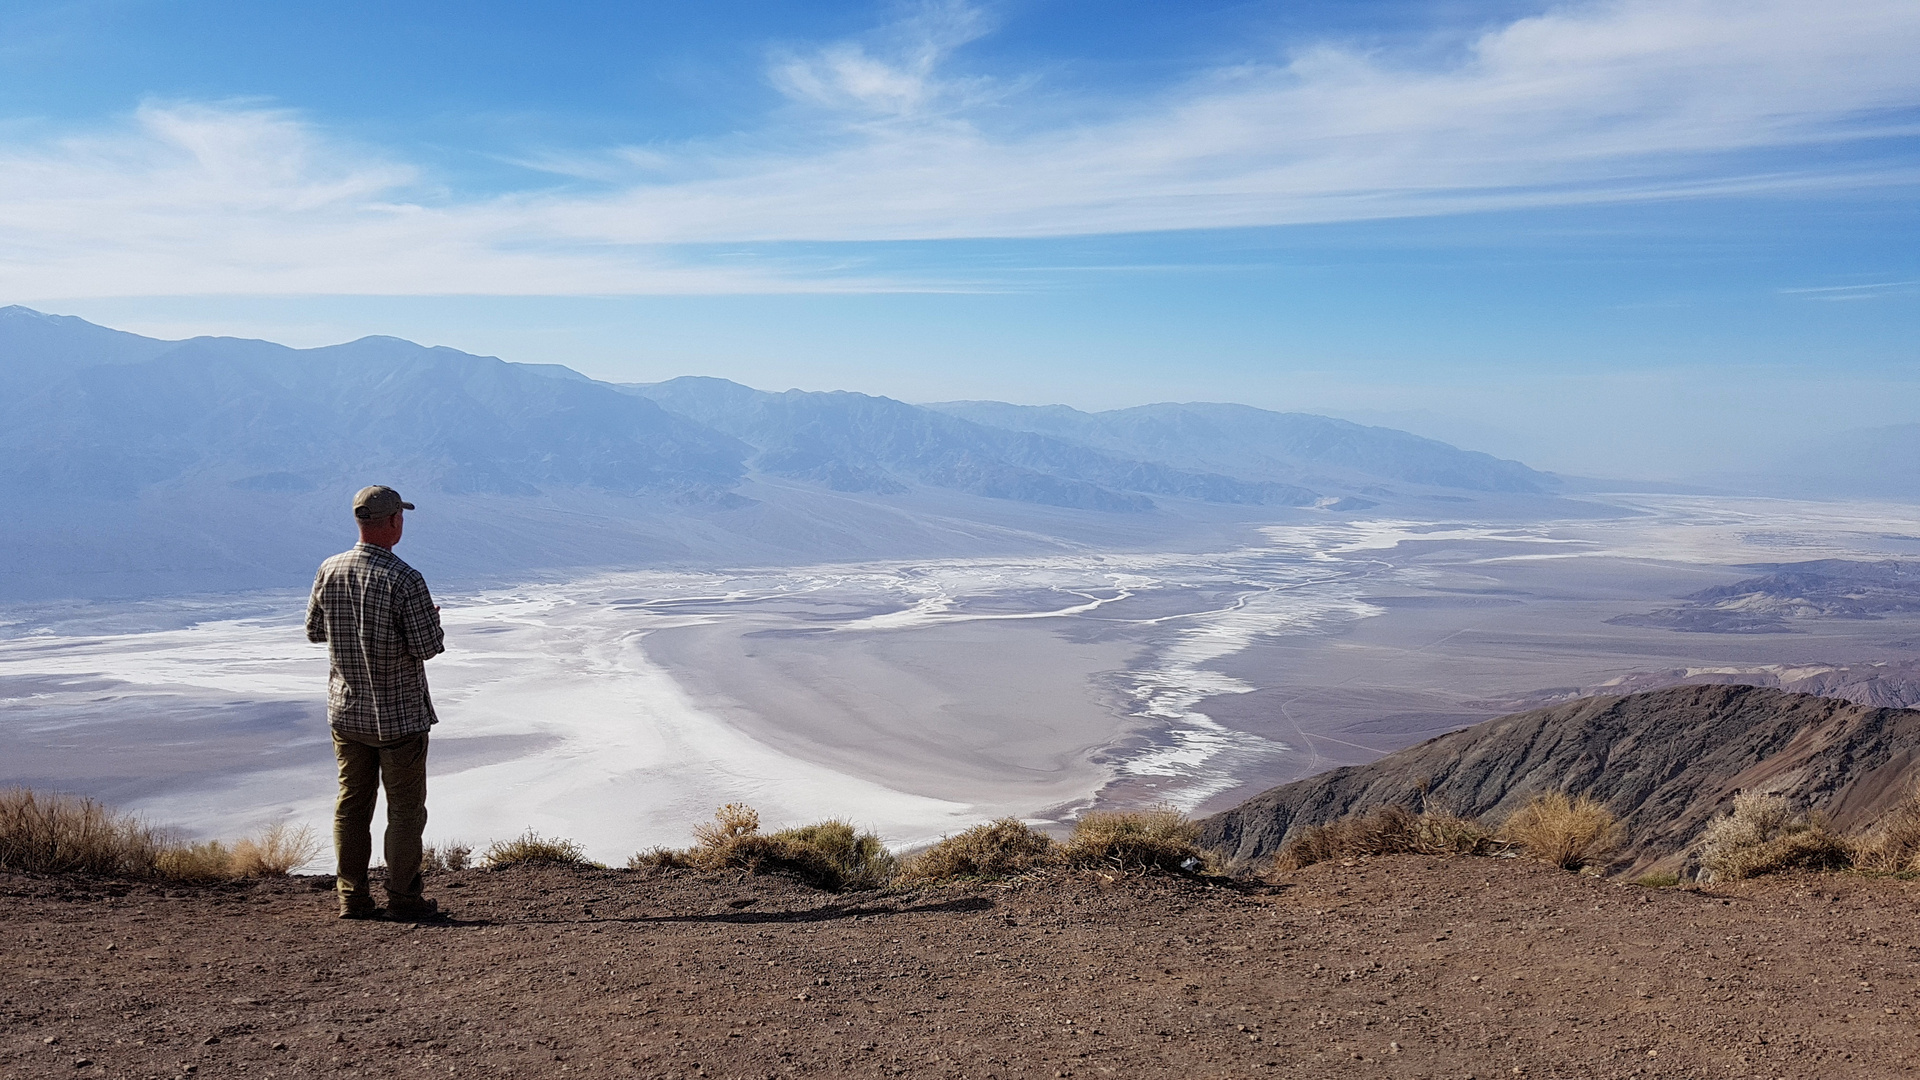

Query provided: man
[305,485,446,920]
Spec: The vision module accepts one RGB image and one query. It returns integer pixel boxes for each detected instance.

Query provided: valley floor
[5,857,1920,1079]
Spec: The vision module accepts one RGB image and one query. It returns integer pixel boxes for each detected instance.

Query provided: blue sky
[3,0,1918,477]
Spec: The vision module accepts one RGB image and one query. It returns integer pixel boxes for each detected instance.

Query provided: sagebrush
[899,818,1054,882]
[1850,788,1920,873]
[1698,792,1851,881]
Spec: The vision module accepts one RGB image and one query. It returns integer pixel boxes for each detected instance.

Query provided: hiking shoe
[386,896,442,921]
[338,900,379,920]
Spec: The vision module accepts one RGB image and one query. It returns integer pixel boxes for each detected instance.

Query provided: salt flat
[4,494,1919,865]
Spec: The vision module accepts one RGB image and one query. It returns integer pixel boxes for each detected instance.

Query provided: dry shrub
[693,803,760,847]
[1850,788,1920,873]
[626,846,696,870]
[0,789,330,883]
[156,840,235,883]
[1268,804,1495,874]
[422,841,474,874]
[900,818,1054,883]
[768,821,897,891]
[229,823,322,877]
[482,830,589,868]
[1057,806,1209,873]
[666,804,897,891]
[1708,829,1852,881]
[1499,792,1620,871]
[1698,791,1852,881]
[0,788,162,876]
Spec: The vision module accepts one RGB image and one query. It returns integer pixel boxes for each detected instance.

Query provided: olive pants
[331,728,429,909]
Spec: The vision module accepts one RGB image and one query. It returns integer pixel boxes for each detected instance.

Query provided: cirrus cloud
[3,0,1918,298]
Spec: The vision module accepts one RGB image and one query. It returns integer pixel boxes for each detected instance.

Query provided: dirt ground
[6,856,1920,1079]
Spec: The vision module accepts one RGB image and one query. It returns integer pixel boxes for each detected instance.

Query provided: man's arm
[395,572,446,661]
[305,571,328,643]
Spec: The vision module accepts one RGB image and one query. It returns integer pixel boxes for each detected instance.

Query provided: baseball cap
[353,485,416,520]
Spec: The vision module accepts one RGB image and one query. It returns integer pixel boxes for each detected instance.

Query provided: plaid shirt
[305,543,445,740]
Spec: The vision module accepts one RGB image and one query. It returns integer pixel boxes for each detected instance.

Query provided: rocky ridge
[1200,685,1920,875]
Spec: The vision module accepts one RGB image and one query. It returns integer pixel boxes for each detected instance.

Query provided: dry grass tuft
[1498,792,1621,871]
[899,818,1054,883]
[155,840,235,883]
[625,846,697,870]
[0,788,163,876]
[228,823,323,877]
[482,830,590,868]
[1057,806,1210,873]
[422,841,474,874]
[1849,788,1920,873]
[654,804,896,891]
[1268,804,1496,874]
[1698,791,1851,881]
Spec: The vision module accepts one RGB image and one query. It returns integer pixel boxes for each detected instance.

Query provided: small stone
[43,1036,60,1045]
[74,1059,94,1068]
[271,1042,287,1051]
[202,1036,220,1046]
[1390,1042,1402,1053]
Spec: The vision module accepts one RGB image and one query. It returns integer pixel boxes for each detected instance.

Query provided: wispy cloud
[1779,280,1920,300]
[4,0,1919,297]
[768,0,997,119]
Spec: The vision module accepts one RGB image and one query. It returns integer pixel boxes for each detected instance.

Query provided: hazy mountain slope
[928,399,1555,493]
[0,333,747,501]
[1608,559,1920,633]
[0,306,178,397]
[0,307,1573,600]
[625,377,1319,511]
[1199,684,1920,875]
[1524,658,1920,712]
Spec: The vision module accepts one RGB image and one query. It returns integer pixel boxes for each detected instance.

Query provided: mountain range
[0,305,1562,600]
